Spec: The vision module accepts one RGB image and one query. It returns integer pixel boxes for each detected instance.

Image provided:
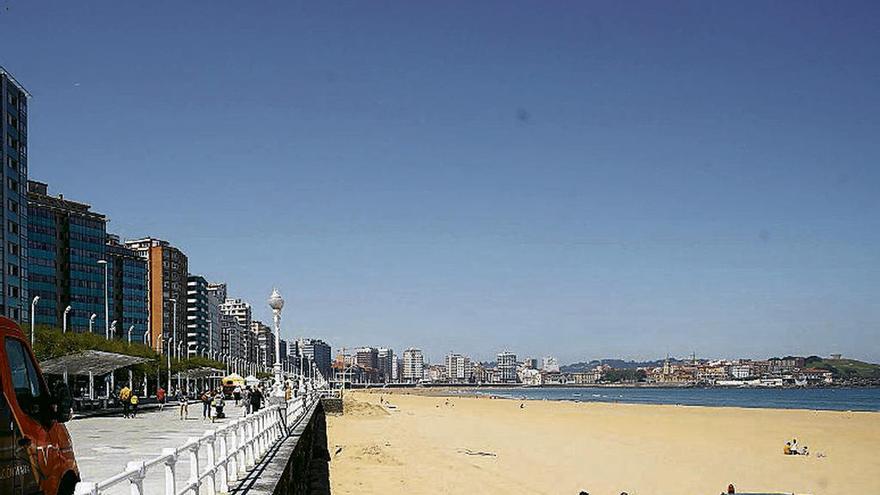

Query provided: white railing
[75,393,319,495]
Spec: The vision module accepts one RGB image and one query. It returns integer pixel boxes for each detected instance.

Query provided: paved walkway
[68,400,253,495]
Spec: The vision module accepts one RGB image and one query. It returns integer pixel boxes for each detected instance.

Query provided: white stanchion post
[218,431,229,493]
[245,418,255,468]
[163,448,178,495]
[186,439,200,495]
[237,421,249,477]
[127,461,146,495]
[204,431,217,495]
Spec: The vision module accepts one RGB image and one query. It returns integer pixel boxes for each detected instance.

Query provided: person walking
[250,386,263,413]
[212,391,225,422]
[157,386,167,411]
[241,386,251,416]
[130,394,139,418]
[119,385,132,418]
[200,389,212,420]
[178,389,189,420]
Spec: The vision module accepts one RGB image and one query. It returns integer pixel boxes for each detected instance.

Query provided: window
[7,221,18,235]
[7,178,17,192]
[7,200,17,213]
[7,242,19,256]
[7,264,18,277]
[6,286,18,298]
[4,338,46,419]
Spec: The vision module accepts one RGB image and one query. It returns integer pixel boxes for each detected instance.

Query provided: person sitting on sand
[784,442,792,455]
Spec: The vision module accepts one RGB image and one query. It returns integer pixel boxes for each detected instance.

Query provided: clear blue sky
[3,1,878,363]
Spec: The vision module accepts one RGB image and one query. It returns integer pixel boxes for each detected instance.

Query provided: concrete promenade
[68,400,252,495]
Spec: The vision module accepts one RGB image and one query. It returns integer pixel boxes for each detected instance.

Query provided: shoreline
[359,386,880,414]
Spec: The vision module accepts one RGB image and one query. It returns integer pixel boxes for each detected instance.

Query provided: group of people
[197,388,228,422]
[783,438,809,456]
[116,385,140,418]
[115,381,283,421]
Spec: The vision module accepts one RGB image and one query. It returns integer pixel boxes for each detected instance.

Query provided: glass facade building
[27,181,106,332]
[0,66,30,323]
[107,235,148,344]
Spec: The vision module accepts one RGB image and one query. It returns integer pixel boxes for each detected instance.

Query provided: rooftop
[0,65,31,98]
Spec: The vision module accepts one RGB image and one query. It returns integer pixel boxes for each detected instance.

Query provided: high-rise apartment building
[301,338,332,380]
[220,298,251,328]
[186,275,212,357]
[220,313,245,365]
[355,347,379,370]
[106,235,148,343]
[497,351,517,383]
[206,283,226,304]
[402,348,425,383]
[0,66,30,323]
[27,181,106,332]
[377,347,394,382]
[125,237,188,355]
[206,285,222,357]
[252,321,274,367]
[445,353,473,382]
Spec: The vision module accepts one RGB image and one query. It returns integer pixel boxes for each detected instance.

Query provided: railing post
[126,461,146,495]
[218,429,230,493]
[256,413,265,458]
[186,439,201,495]
[163,448,178,495]
[226,421,239,482]
[204,431,217,495]
[237,419,249,476]
[244,416,255,468]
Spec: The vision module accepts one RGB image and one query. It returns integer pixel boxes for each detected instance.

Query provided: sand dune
[327,390,880,495]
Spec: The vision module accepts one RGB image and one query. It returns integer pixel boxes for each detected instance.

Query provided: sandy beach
[327,390,880,495]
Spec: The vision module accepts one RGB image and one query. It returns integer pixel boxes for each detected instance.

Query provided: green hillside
[804,357,880,379]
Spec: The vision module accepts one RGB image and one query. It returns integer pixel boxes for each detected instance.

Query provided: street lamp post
[177,341,185,390]
[89,314,97,333]
[268,289,285,398]
[127,325,134,345]
[169,299,178,360]
[62,305,71,333]
[166,335,173,393]
[30,296,40,347]
[109,320,117,339]
[97,260,109,339]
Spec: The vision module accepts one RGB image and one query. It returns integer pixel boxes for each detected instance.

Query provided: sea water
[467,386,880,411]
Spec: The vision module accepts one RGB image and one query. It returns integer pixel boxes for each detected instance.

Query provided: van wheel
[58,472,78,495]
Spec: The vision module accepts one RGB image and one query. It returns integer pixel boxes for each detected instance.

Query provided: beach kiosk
[222,372,245,397]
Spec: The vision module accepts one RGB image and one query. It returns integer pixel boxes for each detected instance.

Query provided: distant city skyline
[3,2,878,363]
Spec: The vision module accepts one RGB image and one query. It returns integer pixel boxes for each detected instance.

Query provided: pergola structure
[41,350,151,401]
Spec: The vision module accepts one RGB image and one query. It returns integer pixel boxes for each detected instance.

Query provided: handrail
[74,392,321,495]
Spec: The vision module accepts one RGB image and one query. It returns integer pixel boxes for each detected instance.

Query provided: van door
[0,391,37,494]
[0,391,17,494]
[3,338,46,494]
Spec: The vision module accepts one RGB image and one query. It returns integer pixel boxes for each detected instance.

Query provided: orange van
[0,316,79,494]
